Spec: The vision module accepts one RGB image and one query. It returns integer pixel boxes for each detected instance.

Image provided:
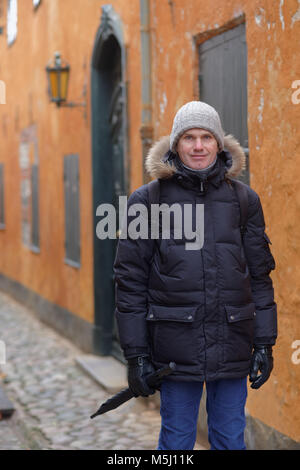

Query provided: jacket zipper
[200,247,207,381]
[198,185,207,379]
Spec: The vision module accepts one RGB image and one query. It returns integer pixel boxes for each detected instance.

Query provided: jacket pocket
[223,303,256,363]
[146,305,201,366]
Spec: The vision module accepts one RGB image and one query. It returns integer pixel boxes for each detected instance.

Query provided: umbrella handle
[146,362,176,388]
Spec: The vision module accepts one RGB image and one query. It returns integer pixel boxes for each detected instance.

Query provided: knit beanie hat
[170,101,225,152]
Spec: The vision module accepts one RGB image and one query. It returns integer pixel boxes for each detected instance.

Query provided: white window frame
[7,0,17,46]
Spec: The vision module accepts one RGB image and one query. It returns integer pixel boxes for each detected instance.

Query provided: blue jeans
[158,377,247,450]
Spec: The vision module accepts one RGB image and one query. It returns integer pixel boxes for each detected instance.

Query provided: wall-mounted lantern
[46,52,86,113]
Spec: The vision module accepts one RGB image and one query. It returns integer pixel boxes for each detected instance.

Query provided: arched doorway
[91,5,128,357]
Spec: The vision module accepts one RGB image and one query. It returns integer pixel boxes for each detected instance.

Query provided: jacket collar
[145,134,246,185]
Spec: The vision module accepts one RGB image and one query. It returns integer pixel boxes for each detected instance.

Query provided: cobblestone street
[0,291,205,451]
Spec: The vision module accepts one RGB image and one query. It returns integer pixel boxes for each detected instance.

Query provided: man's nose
[193,138,204,150]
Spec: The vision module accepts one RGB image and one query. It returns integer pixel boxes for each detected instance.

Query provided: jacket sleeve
[113,186,155,359]
[243,190,277,345]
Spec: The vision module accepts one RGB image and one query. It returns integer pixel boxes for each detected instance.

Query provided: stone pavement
[0,291,206,450]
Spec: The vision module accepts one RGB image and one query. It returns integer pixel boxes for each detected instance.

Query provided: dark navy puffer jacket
[114,134,277,382]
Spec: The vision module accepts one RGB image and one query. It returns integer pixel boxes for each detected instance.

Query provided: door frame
[90,5,129,356]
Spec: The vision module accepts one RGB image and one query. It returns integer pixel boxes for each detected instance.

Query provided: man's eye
[203,134,211,139]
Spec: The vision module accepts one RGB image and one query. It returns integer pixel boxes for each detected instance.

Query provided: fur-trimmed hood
[145,134,246,180]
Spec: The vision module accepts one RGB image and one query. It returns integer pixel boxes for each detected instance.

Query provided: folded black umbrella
[90,362,176,419]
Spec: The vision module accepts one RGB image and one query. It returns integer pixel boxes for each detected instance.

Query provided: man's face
[176,128,219,170]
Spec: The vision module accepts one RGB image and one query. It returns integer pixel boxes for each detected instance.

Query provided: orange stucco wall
[0,0,143,324]
[0,0,299,443]
[147,0,300,443]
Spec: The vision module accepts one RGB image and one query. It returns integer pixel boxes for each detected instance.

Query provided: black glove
[249,345,273,389]
[127,356,156,397]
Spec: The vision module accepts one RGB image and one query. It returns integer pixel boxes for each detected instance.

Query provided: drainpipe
[140,0,153,183]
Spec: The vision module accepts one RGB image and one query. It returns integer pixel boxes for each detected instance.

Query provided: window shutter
[199,23,249,183]
[31,163,39,249]
[64,154,80,267]
[0,163,4,228]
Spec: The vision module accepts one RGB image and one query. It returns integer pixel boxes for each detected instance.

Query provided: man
[114,101,277,450]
